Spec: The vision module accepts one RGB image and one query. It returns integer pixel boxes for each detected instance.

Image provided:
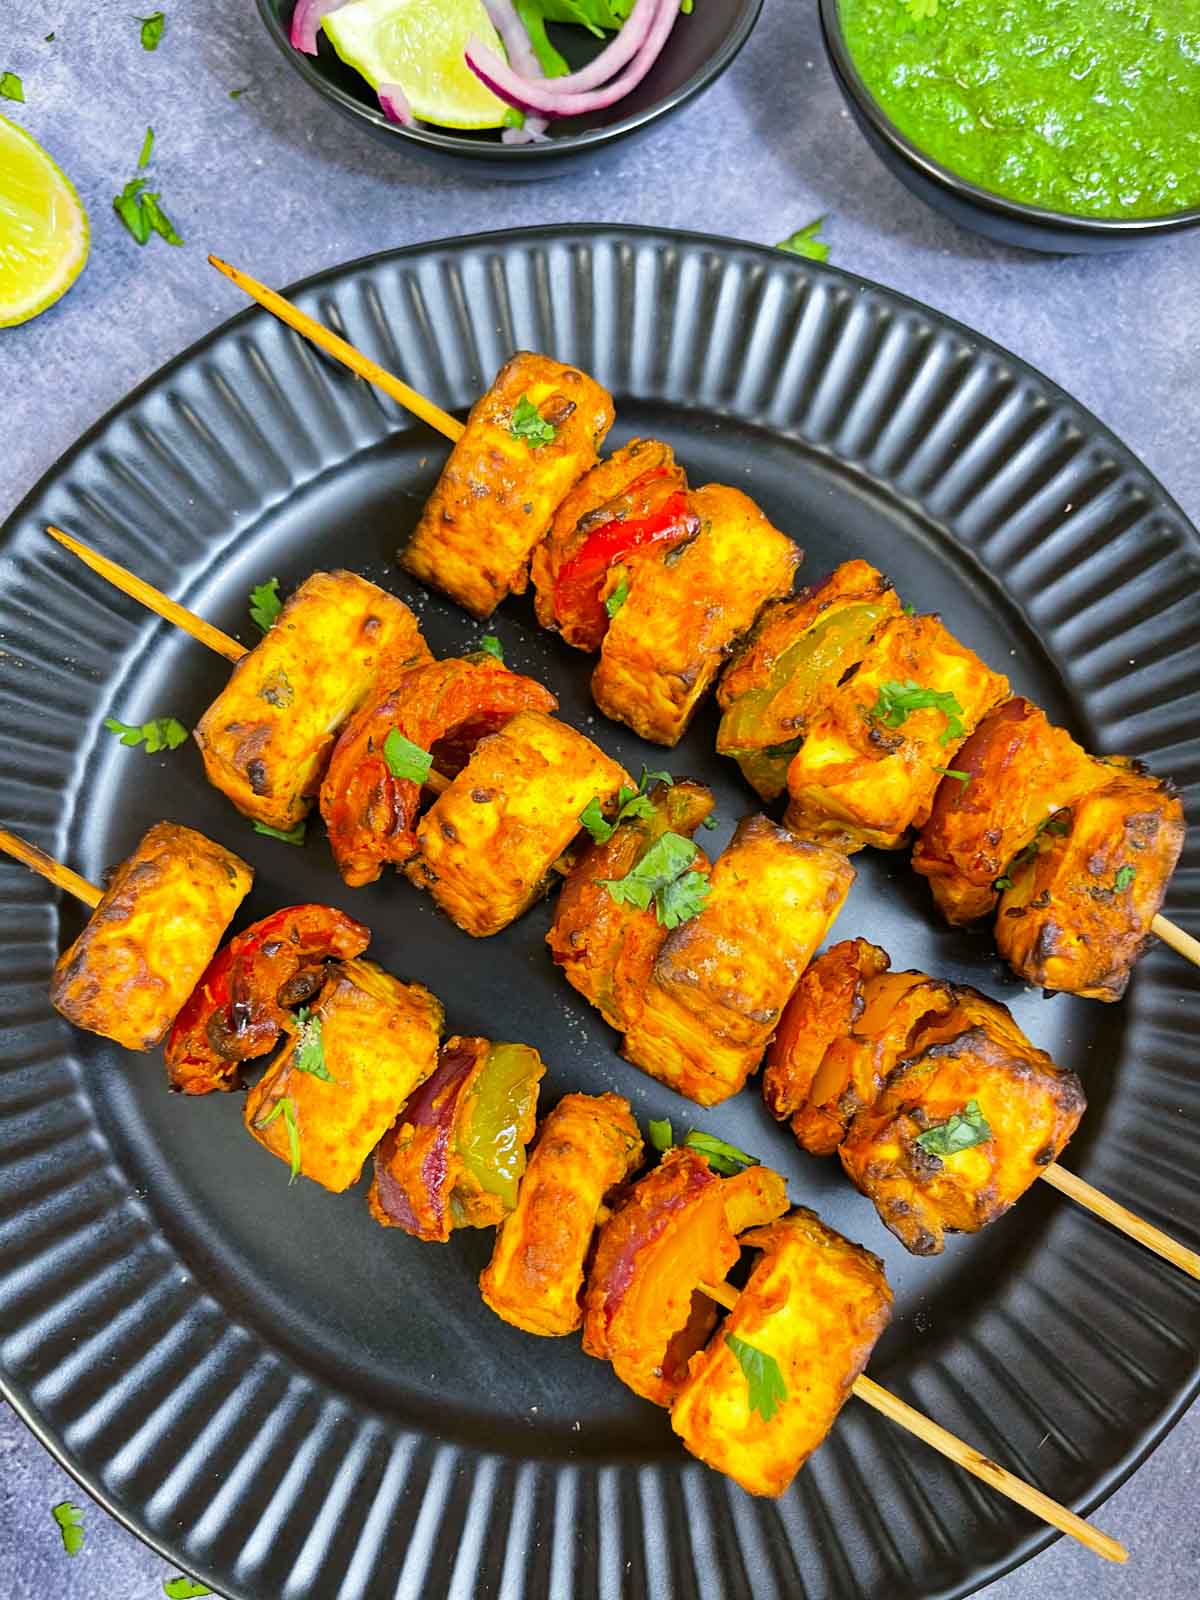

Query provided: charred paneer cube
[591,485,801,747]
[49,822,253,1052]
[995,767,1186,1001]
[839,987,1086,1254]
[406,709,631,937]
[784,613,1010,852]
[670,1209,892,1498]
[913,697,1111,925]
[717,560,900,800]
[400,352,615,619]
[194,571,430,833]
[480,1092,643,1337]
[621,816,855,1106]
[244,957,443,1193]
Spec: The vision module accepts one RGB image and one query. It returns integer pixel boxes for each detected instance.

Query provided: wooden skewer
[207,256,466,446]
[1040,1161,1200,1279]
[0,828,101,909]
[1151,912,1200,969]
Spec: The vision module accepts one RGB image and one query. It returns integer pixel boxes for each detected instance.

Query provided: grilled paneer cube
[547,779,714,1033]
[531,437,680,637]
[591,485,801,747]
[194,571,430,833]
[717,560,900,800]
[583,1150,789,1407]
[405,709,631,937]
[50,822,252,1052]
[480,1092,643,1336]
[622,816,855,1106]
[244,957,443,1193]
[913,697,1111,925]
[784,613,1010,852]
[840,988,1086,1254]
[670,1209,892,1498]
[400,353,615,618]
[995,768,1186,1001]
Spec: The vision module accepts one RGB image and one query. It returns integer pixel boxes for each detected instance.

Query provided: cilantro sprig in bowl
[258,0,762,176]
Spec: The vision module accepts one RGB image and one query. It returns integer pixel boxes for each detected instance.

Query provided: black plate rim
[1,222,1197,1600]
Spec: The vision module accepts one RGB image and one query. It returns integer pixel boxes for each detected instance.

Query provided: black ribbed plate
[1,227,1197,1600]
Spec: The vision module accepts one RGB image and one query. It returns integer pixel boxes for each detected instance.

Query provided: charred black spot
[541,394,577,427]
[246,759,269,796]
[277,967,324,1007]
[1033,1142,1056,1166]
[471,787,494,804]
[440,821,458,842]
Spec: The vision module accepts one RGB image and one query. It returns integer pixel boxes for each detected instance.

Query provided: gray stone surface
[1,0,1196,1596]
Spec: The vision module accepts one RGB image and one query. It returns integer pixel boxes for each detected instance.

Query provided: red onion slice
[289,0,344,54]
[483,0,542,80]
[502,116,549,143]
[535,0,661,94]
[378,82,415,125]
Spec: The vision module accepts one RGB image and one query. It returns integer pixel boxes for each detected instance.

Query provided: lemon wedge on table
[0,115,89,328]
[323,0,510,130]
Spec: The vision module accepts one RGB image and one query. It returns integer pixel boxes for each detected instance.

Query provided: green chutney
[839,0,1200,218]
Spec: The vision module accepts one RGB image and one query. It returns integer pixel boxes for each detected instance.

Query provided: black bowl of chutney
[819,0,1200,254]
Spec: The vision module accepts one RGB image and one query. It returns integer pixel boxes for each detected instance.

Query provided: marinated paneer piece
[244,958,443,1193]
[995,768,1186,1002]
[406,710,631,937]
[480,1092,643,1337]
[840,988,1086,1255]
[583,1150,789,1407]
[591,485,801,747]
[321,655,556,887]
[531,437,680,636]
[784,613,1010,852]
[913,697,1112,925]
[670,1209,892,1498]
[621,817,855,1106]
[547,779,714,1033]
[717,560,900,800]
[400,352,615,619]
[194,571,430,833]
[50,822,252,1052]
[369,1035,545,1240]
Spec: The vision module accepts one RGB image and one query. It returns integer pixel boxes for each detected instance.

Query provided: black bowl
[257,0,762,179]
[818,0,1200,253]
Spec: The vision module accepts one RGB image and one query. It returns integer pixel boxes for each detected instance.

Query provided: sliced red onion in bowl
[483,0,543,80]
[502,114,549,143]
[289,0,345,54]
[529,0,661,95]
[378,82,415,125]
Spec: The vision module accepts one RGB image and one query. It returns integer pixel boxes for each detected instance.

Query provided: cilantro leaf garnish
[915,1098,991,1158]
[138,125,154,168]
[229,84,250,98]
[605,572,629,618]
[994,812,1072,889]
[137,11,165,49]
[640,766,673,789]
[51,1500,84,1555]
[292,1007,332,1080]
[141,189,183,244]
[656,866,711,930]
[103,714,189,753]
[478,633,504,661]
[993,874,1013,891]
[932,765,970,787]
[0,71,24,102]
[701,814,718,830]
[384,728,433,784]
[725,1334,788,1422]
[254,1094,301,1182]
[682,1129,760,1177]
[253,819,306,845]
[112,175,183,246]
[578,795,613,843]
[869,679,965,747]
[579,768,674,845]
[1115,864,1136,891]
[647,1117,673,1153]
[776,216,830,262]
[509,394,556,449]
[249,576,282,633]
[600,831,709,928]
[164,1580,212,1599]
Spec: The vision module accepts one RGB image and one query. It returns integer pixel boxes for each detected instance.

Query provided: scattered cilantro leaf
[994,812,1072,890]
[579,768,673,845]
[384,728,433,784]
[292,1007,332,1080]
[915,1098,991,1158]
[478,633,504,661]
[776,216,829,262]
[600,831,709,929]
[51,1501,84,1555]
[578,795,613,844]
[249,576,282,633]
[141,189,182,244]
[725,1334,788,1422]
[103,714,188,753]
[682,1129,759,1177]
[902,601,916,615]
[700,814,718,830]
[647,1117,673,1153]
[0,71,24,102]
[138,125,154,167]
[164,1581,212,1599]
[45,33,56,43]
[640,766,673,790]
[137,11,165,50]
[229,84,250,98]
[509,394,556,449]
[993,874,1013,891]
[605,572,629,618]
[253,820,306,845]
[868,679,965,747]
[1115,864,1136,891]
[112,175,183,246]
[254,1095,301,1182]
[932,765,971,787]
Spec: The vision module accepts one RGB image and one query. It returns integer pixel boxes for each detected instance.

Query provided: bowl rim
[256,0,764,160]
[818,0,1200,239]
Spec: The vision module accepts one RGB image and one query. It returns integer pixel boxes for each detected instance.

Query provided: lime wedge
[0,115,89,328]
[323,0,510,130]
